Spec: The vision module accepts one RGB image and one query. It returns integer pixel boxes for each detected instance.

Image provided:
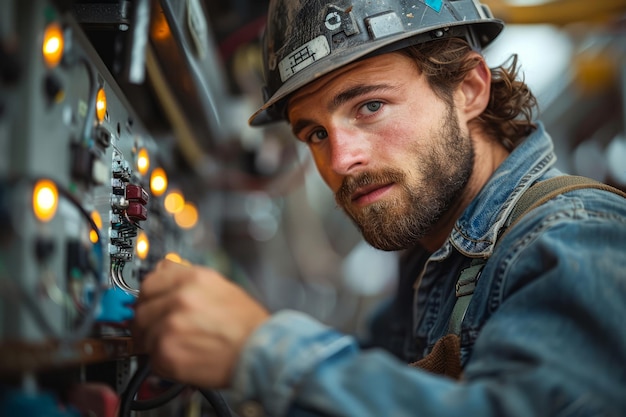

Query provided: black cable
[0,177,105,342]
[77,54,99,146]
[131,383,186,411]
[42,177,106,343]
[198,389,234,417]
[119,360,233,417]
[119,358,151,417]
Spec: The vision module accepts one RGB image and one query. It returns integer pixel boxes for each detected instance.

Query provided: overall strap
[506,175,626,232]
[448,259,485,335]
[448,175,626,336]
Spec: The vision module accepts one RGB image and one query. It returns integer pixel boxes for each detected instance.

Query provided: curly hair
[400,37,537,150]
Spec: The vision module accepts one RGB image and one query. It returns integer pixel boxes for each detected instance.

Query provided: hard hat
[249,0,504,126]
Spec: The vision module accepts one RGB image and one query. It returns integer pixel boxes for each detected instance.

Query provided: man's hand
[133,259,270,389]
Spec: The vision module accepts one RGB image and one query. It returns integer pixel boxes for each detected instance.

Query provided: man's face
[287,52,474,251]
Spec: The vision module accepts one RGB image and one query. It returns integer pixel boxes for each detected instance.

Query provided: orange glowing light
[151,11,172,41]
[136,231,149,260]
[150,167,168,197]
[137,148,150,176]
[164,252,191,266]
[164,190,185,214]
[43,22,64,68]
[174,202,198,229]
[165,252,182,263]
[96,88,107,122]
[90,210,103,243]
[33,179,58,222]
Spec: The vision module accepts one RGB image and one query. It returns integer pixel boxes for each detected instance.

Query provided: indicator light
[137,148,150,176]
[174,202,198,229]
[96,87,107,122]
[136,231,149,260]
[164,190,185,214]
[43,22,64,68]
[151,9,172,41]
[165,252,182,263]
[164,252,190,266]
[33,179,58,222]
[150,167,168,197]
[90,210,103,243]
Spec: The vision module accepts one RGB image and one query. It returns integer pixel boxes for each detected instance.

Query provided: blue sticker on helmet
[425,0,443,12]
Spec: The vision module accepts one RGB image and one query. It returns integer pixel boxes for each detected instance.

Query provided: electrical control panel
[0,0,157,336]
[0,0,225,415]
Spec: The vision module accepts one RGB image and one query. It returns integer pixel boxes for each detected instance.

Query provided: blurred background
[1,0,625,415]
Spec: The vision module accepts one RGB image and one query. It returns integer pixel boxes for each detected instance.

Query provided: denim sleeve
[462,193,626,416]
[230,310,468,417]
[230,195,626,417]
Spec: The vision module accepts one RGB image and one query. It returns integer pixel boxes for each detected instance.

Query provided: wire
[53,178,106,343]
[0,177,106,342]
[119,360,234,417]
[77,54,99,146]
[45,179,105,285]
[119,357,152,417]
[110,260,139,296]
[0,279,61,338]
[198,389,234,417]
[131,384,187,411]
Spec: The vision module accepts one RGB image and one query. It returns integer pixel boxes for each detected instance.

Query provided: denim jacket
[230,123,626,417]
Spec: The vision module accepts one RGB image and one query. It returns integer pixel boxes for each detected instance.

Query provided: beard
[335,107,474,251]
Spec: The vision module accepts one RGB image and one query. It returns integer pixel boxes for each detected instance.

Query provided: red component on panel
[126,184,149,205]
[127,202,148,221]
[66,383,120,417]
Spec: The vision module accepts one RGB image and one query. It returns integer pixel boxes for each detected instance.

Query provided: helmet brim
[249,19,504,127]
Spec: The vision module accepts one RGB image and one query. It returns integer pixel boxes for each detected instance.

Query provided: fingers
[131,259,271,388]
[134,259,186,351]
[138,259,186,299]
[133,291,170,330]
[134,261,220,350]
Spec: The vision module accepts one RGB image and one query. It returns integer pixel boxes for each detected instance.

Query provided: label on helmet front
[279,35,331,83]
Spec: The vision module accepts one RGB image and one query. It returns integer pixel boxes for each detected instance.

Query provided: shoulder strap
[506,175,626,232]
[448,175,626,336]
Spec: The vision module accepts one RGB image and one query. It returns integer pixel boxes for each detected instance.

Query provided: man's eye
[362,101,382,114]
[307,129,328,144]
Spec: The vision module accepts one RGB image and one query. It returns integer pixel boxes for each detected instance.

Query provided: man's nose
[328,126,370,176]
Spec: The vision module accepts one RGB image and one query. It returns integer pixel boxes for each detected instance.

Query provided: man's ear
[458,54,491,120]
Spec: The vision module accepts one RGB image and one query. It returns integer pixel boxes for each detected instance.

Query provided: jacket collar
[432,122,556,260]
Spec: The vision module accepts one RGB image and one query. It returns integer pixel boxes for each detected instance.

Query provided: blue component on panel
[0,390,81,417]
[96,286,136,323]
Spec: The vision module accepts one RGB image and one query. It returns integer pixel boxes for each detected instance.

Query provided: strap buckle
[455,260,484,297]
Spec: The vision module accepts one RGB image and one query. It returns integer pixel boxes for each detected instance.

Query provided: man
[134,0,626,416]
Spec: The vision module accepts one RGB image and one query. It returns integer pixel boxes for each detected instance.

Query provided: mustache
[335,169,405,206]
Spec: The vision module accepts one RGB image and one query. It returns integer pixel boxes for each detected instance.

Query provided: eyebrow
[330,84,394,112]
[290,83,396,137]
